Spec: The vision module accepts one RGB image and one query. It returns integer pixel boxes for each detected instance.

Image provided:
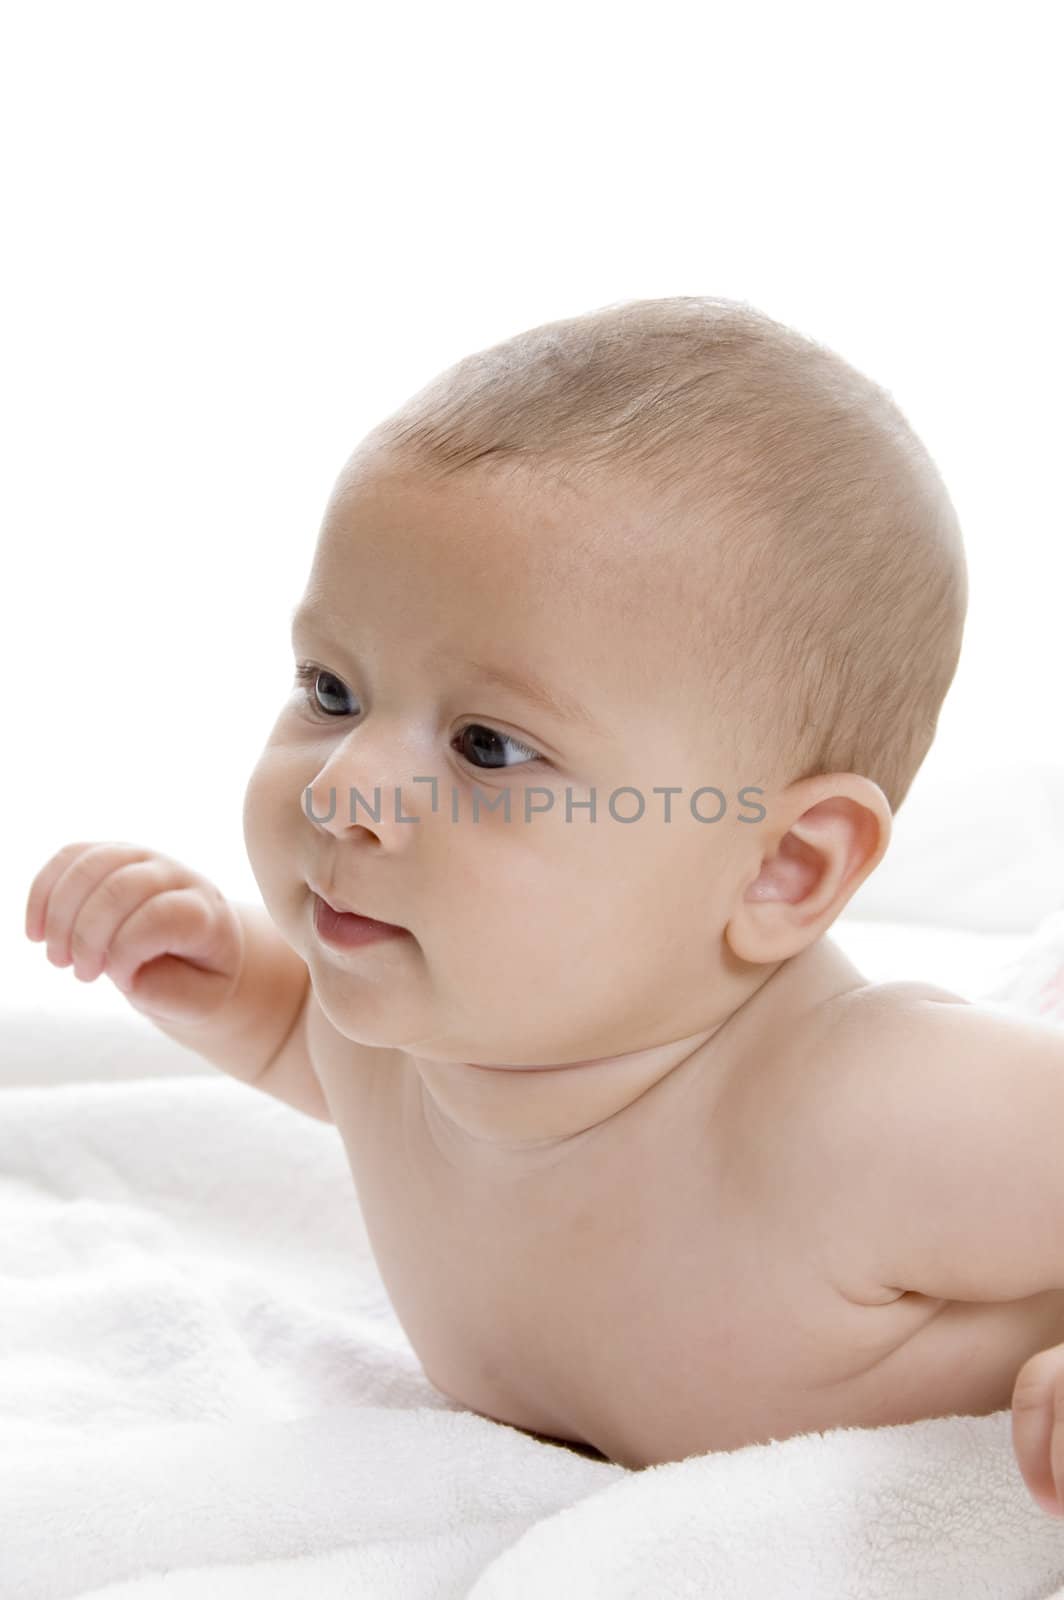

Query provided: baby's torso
[314,939,1064,1470]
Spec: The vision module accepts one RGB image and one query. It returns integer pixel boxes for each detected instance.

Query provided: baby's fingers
[1012,1348,1064,1517]
[25,840,97,944]
[27,842,157,972]
[104,888,239,1021]
[67,857,187,982]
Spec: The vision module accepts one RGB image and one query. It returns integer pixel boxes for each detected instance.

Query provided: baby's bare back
[315,941,1064,1470]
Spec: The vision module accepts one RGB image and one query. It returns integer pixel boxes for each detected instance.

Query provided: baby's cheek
[242,760,272,858]
[242,752,297,885]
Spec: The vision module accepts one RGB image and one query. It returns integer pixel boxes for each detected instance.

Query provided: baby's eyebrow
[289,604,608,736]
[436,651,608,736]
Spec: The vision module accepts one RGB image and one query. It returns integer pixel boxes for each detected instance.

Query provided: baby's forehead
[495,463,725,615]
[327,448,727,683]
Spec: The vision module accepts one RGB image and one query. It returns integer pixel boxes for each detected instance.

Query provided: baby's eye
[295,664,356,718]
[453,724,541,770]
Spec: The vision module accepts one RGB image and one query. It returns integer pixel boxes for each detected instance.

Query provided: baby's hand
[1012,1341,1064,1518]
[25,841,244,1026]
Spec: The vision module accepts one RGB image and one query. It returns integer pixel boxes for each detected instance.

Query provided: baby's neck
[410,943,846,1175]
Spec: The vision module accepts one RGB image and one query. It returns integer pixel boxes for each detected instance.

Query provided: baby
[24,295,1064,1518]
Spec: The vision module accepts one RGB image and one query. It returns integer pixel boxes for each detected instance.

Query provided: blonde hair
[357,295,968,815]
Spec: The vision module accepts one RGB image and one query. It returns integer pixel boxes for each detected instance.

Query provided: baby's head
[244,296,966,1121]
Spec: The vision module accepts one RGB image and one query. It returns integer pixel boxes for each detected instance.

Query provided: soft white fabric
[4,914,1064,1598]
[832,914,1032,998]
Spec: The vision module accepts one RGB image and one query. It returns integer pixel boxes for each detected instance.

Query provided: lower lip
[313,894,411,949]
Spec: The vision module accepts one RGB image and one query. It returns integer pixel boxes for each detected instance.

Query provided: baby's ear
[726,776,890,963]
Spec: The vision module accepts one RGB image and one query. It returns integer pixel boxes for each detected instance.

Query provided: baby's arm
[25,841,329,1122]
[151,899,330,1123]
[820,996,1064,1517]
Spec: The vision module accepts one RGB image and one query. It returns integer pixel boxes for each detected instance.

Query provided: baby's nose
[302,756,431,838]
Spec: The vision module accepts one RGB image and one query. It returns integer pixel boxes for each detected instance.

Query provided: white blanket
[5,915,1064,1598]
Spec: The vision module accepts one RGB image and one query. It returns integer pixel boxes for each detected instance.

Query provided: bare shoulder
[764,975,1064,1304]
[828,975,972,1019]
[782,974,977,1133]
[748,973,972,1127]
[800,975,973,1066]
[743,977,975,1301]
[807,982,1064,1303]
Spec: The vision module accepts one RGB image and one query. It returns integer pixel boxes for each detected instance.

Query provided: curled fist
[25,840,244,1027]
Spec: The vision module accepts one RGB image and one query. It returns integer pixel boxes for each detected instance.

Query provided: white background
[4,0,1062,1015]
